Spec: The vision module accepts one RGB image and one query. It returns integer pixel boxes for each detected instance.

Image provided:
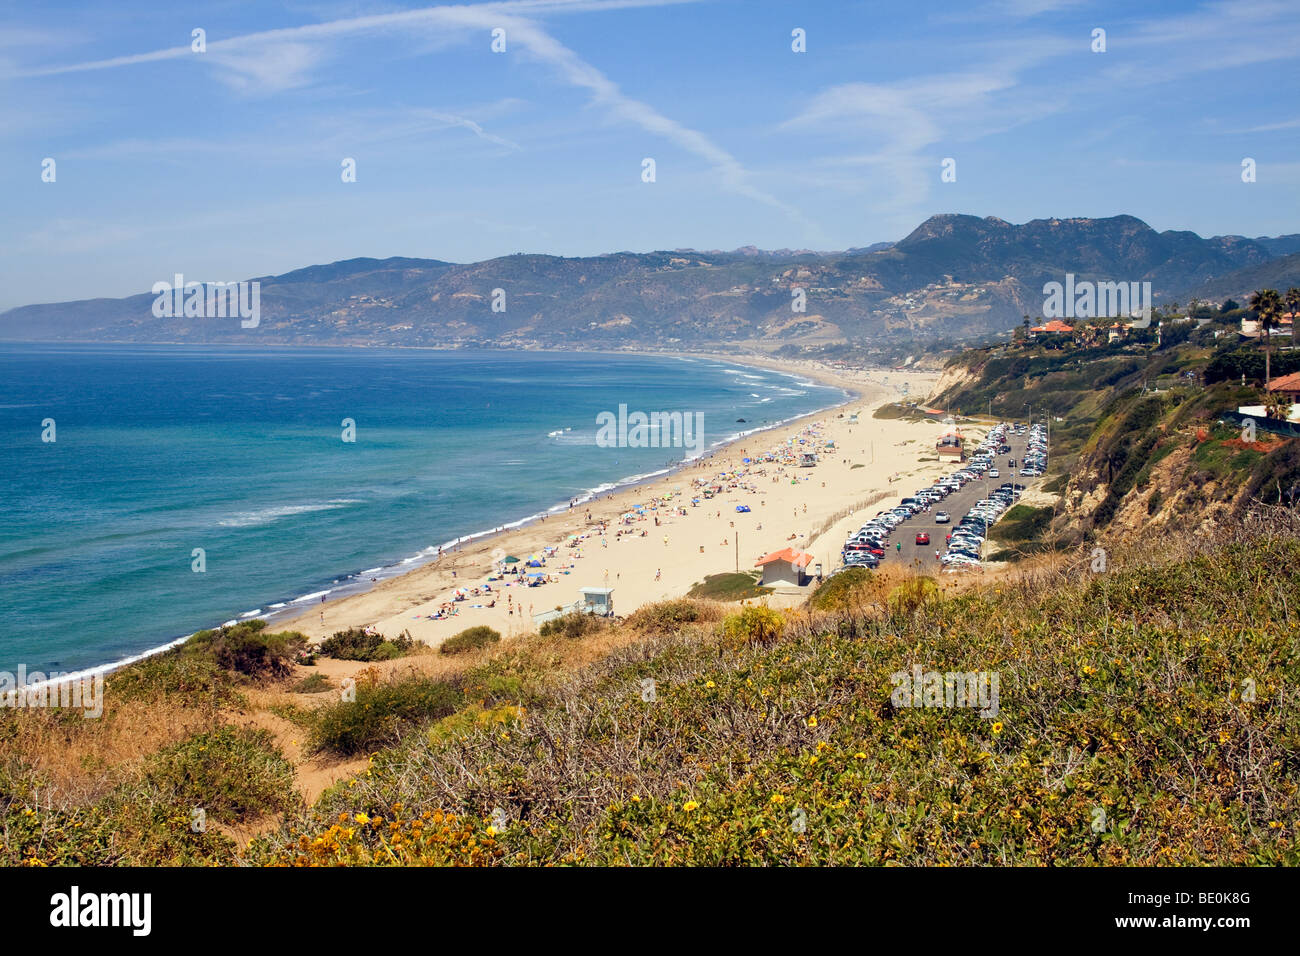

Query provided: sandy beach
[282,357,964,646]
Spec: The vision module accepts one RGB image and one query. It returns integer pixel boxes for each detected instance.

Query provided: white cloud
[13,0,809,232]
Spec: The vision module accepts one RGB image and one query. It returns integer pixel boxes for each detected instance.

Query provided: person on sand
[655,568,661,581]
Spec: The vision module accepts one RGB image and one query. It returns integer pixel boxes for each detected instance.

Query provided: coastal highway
[875,428,1040,571]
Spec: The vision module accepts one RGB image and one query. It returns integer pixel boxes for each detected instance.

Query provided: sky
[1,0,1297,310]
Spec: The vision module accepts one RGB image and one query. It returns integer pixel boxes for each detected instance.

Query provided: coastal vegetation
[307,670,463,757]
[320,627,417,662]
[538,611,610,640]
[5,508,1296,866]
[185,620,306,680]
[439,626,502,655]
[931,296,1300,560]
[686,571,772,601]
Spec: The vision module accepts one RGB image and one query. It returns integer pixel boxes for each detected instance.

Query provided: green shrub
[292,672,331,693]
[625,599,721,635]
[319,627,415,662]
[140,726,299,822]
[108,649,234,704]
[991,504,1054,543]
[720,605,785,646]
[440,626,502,655]
[186,621,306,679]
[886,577,941,618]
[308,673,464,756]
[686,572,773,602]
[539,611,608,640]
[810,567,873,612]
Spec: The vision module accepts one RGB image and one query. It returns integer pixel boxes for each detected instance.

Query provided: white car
[934,511,950,523]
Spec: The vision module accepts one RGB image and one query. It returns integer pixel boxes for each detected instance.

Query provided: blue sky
[1,0,1297,309]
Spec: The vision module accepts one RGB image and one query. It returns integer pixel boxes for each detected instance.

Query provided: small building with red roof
[936,429,965,459]
[756,547,815,587]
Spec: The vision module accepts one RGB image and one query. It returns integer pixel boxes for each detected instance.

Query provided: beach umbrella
[503,555,520,564]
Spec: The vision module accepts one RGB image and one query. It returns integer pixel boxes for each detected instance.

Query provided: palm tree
[1287,287,1300,342]
[1248,288,1283,385]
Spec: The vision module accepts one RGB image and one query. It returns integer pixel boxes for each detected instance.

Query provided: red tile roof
[1266,371,1300,393]
[756,548,814,569]
[1030,319,1074,333]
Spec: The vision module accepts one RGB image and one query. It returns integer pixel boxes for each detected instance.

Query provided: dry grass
[1,694,222,808]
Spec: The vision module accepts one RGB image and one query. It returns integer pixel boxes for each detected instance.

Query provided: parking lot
[840,421,1048,574]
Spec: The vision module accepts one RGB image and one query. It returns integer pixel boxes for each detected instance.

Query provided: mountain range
[4,215,1298,349]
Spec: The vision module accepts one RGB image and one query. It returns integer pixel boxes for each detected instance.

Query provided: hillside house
[1028,319,1074,337]
[1266,371,1300,404]
[1240,312,1294,339]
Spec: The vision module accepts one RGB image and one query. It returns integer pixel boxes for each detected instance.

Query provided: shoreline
[27,351,903,688]
[282,357,949,651]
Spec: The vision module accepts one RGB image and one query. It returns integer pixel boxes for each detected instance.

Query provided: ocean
[0,345,845,675]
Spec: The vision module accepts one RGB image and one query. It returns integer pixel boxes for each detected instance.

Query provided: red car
[915,532,930,546]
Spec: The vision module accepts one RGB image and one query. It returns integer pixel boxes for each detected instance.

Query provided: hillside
[1177,252,1300,306]
[4,517,1297,866]
[930,325,1300,554]
[3,215,1295,349]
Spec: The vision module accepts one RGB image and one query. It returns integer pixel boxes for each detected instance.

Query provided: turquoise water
[0,346,844,673]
